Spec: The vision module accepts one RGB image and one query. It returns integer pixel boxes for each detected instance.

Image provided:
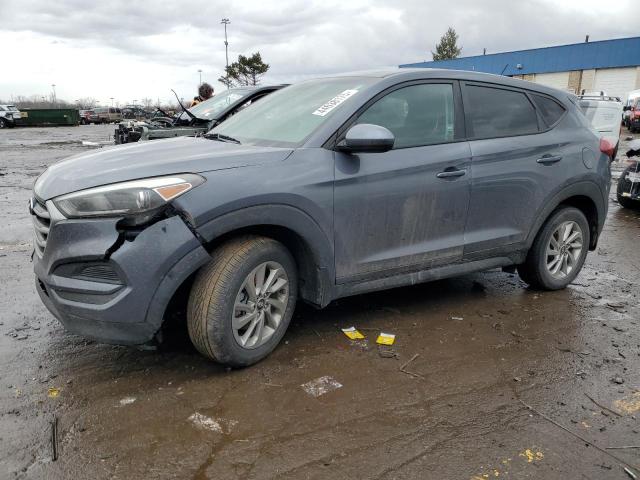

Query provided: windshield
[209,77,375,147]
[7,106,18,111]
[188,89,250,119]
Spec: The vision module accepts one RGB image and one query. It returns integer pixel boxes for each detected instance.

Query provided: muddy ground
[1,125,640,480]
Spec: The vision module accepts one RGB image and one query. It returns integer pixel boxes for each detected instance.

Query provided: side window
[465,85,539,138]
[356,83,455,149]
[109,108,116,114]
[532,94,566,127]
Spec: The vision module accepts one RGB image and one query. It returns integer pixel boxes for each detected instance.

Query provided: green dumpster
[16,109,80,127]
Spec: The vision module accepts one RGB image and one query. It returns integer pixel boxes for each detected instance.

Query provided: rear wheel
[187,236,297,367]
[0,118,7,129]
[518,207,590,290]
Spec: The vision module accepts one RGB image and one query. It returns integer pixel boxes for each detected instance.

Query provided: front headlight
[53,174,205,220]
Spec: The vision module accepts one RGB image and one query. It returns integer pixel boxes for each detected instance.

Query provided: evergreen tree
[221,52,270,87]
[432,27,462,61]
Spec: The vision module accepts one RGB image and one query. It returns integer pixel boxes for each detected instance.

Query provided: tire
[518,207,590,290]
[187,235,297,367]
[0,118,6,129]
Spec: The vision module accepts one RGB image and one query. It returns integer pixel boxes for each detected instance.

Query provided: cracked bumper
[33,207,210,344]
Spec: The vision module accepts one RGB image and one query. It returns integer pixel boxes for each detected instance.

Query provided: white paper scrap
[301,375,343,397]
[188,412,237,434]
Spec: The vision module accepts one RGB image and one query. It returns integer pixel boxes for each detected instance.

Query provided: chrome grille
[31,198,50,256]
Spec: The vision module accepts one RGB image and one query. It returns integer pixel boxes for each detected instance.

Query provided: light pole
[110,97,114,107]
[221,18,230,89]
[197,69,202,85]
[51,84,56,105]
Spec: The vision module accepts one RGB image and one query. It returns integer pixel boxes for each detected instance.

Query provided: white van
[578,95,623,159]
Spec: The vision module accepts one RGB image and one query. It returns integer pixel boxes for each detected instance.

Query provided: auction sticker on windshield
[312,90,358,117]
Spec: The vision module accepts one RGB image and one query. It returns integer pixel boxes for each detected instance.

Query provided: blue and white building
[400,36,640,101]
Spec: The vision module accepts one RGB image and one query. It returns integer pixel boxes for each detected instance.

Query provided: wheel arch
[527,182,605,251]
[194,204,335,307]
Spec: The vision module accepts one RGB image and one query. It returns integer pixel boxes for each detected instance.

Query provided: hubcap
[232,261,289,349]
[546,221,583,279]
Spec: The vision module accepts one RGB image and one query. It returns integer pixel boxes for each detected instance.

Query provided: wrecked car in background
[0,104,22,128]
[617,139,640,209]
[114,85,284,144]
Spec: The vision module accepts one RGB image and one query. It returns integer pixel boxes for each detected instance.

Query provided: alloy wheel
[546,221,583,279]
[232,261,289,349]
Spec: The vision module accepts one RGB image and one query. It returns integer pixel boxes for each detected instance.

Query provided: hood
[34,136,293,200]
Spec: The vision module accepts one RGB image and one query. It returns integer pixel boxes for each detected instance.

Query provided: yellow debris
[341,326,365,340]
[614,392,640,414]
[47,387,60,398]
[519,448,544,463]
[376,332,396,345]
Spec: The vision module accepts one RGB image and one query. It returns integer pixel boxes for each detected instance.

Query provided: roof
[400,36,640,76]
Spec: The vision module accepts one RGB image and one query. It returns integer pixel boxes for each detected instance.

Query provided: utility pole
[51,84,56,105]
[198,69,202,85]
[221,18,230,89]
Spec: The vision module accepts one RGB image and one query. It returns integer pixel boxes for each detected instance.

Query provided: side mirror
[338,123,395,154]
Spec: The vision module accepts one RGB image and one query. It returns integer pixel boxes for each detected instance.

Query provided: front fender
[194,204,335,307]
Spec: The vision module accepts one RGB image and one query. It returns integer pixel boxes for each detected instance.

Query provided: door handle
[537,154,562,165]
[436,169,466,179]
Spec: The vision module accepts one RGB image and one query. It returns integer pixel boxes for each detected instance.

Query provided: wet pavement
[1,125,640,479]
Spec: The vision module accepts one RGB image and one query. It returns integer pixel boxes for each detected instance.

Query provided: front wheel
[518,207,590,290]
[0,118,7,129]
[187,236,297,367]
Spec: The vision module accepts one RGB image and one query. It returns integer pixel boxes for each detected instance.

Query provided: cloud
[0,0,635,104]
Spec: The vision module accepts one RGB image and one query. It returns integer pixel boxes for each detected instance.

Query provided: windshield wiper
[203,132,241,144]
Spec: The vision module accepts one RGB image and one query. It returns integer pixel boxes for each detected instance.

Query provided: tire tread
[187,236,291,364]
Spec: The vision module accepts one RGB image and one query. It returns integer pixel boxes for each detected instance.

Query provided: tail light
[600,138,615,158]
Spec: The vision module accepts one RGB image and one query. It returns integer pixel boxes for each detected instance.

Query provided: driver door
[333,81,471,283]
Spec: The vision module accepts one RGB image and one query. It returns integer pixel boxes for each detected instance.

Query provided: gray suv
[31,69,611,366]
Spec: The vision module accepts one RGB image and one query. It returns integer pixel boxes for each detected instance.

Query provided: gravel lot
[1,125,640,479]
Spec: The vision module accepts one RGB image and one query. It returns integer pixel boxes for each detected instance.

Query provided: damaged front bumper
[32,200,210,344]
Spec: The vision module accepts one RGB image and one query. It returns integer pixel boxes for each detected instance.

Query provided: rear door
[461,83,572,256]
[333,81,472,282]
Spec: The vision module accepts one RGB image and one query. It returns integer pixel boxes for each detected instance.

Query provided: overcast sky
[0,0,636,106]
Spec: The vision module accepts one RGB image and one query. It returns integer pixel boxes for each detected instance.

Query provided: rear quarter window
[532,94,566,127]
[465,85,539,139]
